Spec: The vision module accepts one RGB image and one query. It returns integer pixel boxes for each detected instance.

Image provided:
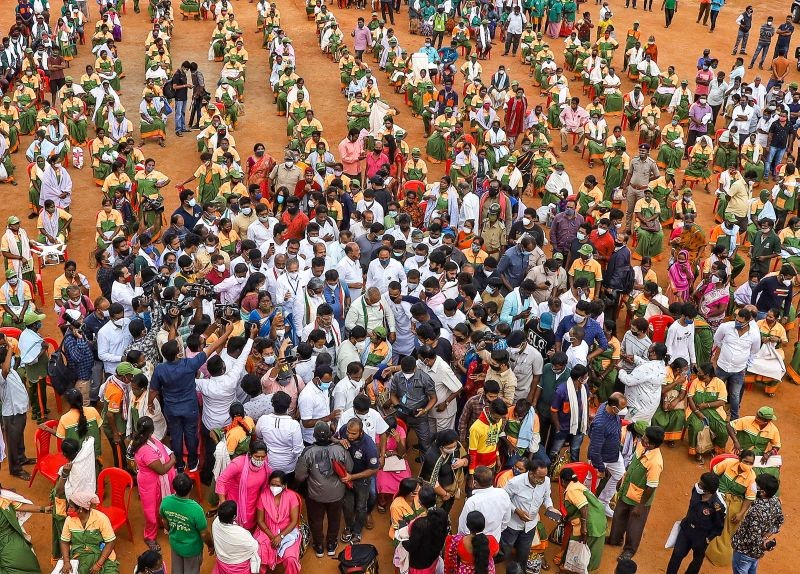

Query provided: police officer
[665,472,726,574]
[479,203,506,258]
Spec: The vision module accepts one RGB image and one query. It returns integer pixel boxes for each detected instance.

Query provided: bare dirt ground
[0,0,797,572]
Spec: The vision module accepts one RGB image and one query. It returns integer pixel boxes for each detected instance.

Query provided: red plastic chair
[96,467,134,541]
[709,453,738,471]
[648,314,675,343]
[29,419,66,487]
[558,462,599,516]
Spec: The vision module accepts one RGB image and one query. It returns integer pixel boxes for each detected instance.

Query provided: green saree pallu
[743,154,765,182]
[684,152,712,183]
[735,430,781,482]
[179,0,200,14]
[542,188,561,207]
[564,47,577,69]
[651,186,674,224]
[675,95,690,122]
[652,404,686,442]
[657,142,685,171]
[51,489,66,561]
[602,156,625,201]
[18,104,36,135]
[592,351,618,403]
[654,89,673,109]
[426,130,449,162]
[69,528,120,574]
[198,172,222,205]
[140,112,166,140]
[97,218,119,250]
[450,164,474,185]
[605,91,623,113]
[686,409,727,453]
[0,503,41,574]
[694,320,713,365]
[715,194,728,223]
[635,223,664,258]
[0,114,19,150]
[276,83,295,113]
[782,234,800,269]
[287,108,305,137]
[66,111,88,144]
[547,103,563,129]
[29,179,41,210]
[713,145,738,172]
[564,490,607,571]
[228,76,245,97]
[221,94,238,125]
[347,114,370,133]
[641,74,659,91]
[212,37,226,60]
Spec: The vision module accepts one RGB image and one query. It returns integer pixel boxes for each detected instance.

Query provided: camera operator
[83,296,110,404]
[62,309,94,405]
[110,265,143,318]
[730,474,783,572]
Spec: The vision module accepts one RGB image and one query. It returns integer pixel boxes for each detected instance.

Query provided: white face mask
[522,217,532,226]
[188,198,197,207]
[7,278,17,286]
[236,275,246,284]
[288,271,298,280]
[241,207,253,216]
[269,485,284,496]
[275,329,285,339]
[616,407,629,417]
[576,232,586,241]
[112,319,125,328]
[597,228,607,236]
[264,355,276,365]
[251,458,266,468]
[414,254,426,263]
[783,279,793,286]
[216,264,225,272]
[355,340,367,352]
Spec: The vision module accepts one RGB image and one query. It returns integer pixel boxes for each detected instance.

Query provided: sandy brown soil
[0,0,798,572]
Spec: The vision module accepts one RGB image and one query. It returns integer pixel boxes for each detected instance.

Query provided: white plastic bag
[563,540,591,573]
[747,342,786,381]
[665,520,682,548]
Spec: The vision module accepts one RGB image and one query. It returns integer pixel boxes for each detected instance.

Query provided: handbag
[696,425,714,454]
[298,519,311,558]
[548,521,565,545]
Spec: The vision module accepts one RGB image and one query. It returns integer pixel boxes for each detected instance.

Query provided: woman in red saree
[504,89,528,147]
[246,142,275,197]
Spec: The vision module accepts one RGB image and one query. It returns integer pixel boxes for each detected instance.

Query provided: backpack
[47,340,77,395]
[338,544,379,574]
[163,79,175,99]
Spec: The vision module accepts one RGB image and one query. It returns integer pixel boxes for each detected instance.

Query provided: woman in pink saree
[694,267,730,328]
[254,471,302,574]
[666,249,695,303]
[376,417,412,511]
[216,440,271,532]
[130,416,177,551]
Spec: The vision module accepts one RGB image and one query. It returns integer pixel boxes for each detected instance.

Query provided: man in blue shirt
[172,188,203,232]
[589,393,628,517]
[553,299,609,357]
[335,417,380,544]
[709,0,725,32]
[497,236,535,292]
[148,319,234,472]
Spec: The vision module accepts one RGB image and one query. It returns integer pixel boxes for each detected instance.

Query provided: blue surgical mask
[734,321,745,329]
[319,382,331,391]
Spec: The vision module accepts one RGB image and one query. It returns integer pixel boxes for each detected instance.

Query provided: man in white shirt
[97,303,132,375]
[336,242,364,301]
[264,254,287,301]
[292,278,326,336]
[544,164,573,207]
[366,246,406,293]
[214,262,249,305]
[729,98,755,142]
[332,362,365,414]
[337,393,389,445]
[617,342,667,423]
[275,257,303,314]
[297,364,340,444]
[110,266,143,318]
[255,390,304,473]
[502,6,526,57]
[506,331,544,402]
[712,308,761,420]
[418,346,462,432]
[665,308,696,367]
[247,205,277,245]
[344,287,396,336]
[458,466,513,540]
[500,459,557,569]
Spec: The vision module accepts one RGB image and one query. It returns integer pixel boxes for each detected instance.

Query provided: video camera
[142,273,170,296]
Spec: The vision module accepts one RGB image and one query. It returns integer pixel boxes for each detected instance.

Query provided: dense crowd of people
[0,0,792,573]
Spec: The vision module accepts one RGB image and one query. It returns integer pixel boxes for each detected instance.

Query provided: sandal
[145,539,161,552]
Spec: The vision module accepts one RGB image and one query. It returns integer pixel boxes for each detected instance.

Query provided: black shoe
[20,457,36,466]
[314,545,324,558]
[27,212,37,219]
[327,543,337,556]
[11,470,31,481]
[175,131,183,137]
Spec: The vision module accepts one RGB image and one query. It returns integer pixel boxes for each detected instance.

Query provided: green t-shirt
[665,0,677,8]
[159,495,207,558]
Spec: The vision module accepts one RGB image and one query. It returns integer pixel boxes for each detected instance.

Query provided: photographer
[110,265,143,318]
[62,309,94,406]
[730,474,783,572]
[262,338,305,417]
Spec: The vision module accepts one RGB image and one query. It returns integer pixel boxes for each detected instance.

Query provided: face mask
[471,244,481,253]
[262,354,277,366]
[187,199,197,207]
[7,278,17,286]
[574,314,586,324]
[112,319,125,328]
[67,509,80,518]
[565,208,576,217]
[285,161,294,168]
[616,407,629,417]
[241,207,253,216]
[379,259,390,268]
[251,458,265,468]
[711,276,720,284]
[576,232,586,241]
[319,381,331,391]
[277,196,285,204]
[783,279,792,286]
[734,321,745,329]
[269,485,284,496]
[414,254,426,264]
[275,329,285,339]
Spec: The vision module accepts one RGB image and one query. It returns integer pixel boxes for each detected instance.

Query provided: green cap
[373,325,388,338]
[230,169,243,179]
[116,362,143,376]
[1,96,9,103]
[23,312,46,326]
[598,200,612,208]
[757,406,777,420]
[666,168,676,175]
[4,268,16,279]
[7,216,20,226]
[506,155,517,163]
[724,212,737,223]
[578,244,594,256]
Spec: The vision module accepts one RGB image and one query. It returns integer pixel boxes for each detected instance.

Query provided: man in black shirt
[751,264,796,318]
[171,60,191,136]
[765,109,792,179]
[665,472,725,574]
[188,61,206,129]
